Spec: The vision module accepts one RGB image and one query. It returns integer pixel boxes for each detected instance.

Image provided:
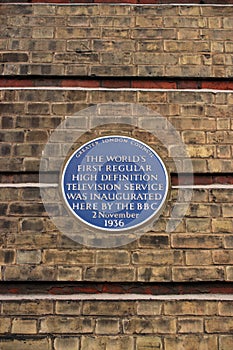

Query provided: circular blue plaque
[61,136,169,232]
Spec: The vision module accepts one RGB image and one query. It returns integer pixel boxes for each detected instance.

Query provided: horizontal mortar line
[0,293,233,301]
[0,183,58,188]
[1,87,233,93]
[3,2,233,6]
[1,183,233,189]
[172,184,233,189]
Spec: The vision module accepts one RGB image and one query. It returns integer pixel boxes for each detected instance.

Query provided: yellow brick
[12,318,37,334]
[165,335,218,350]
[177,317,203,333]
[96,251,130,265]
[186,218,211,233]
[219,302,233,316]
[83,301,136,316]
[212,219,233,233]
[180,6,200,15]
[164,301,218,315]
[182,131,206,144]
[180,55,202,65]
[123,317,176,334]
[226,267,233,281]
[84,267,135,282]
[132,250,183,266]
[172,234,223,249]
[95,318,120,334]
[172,267,224,282]
[222,204,233,217]
[57,266,82,281]
[0,339,51,350]
[2,301,53,315]
[138,267,171,282]
[137,301,162,316]
[205,317,233,333]
[136,336,162,350]
[217,145,231,158]
[0,318,11,334]
[54,337,79,350]
[135,16,162,27]
[164,40,193,52]
[178,29,200,40]
[186,251,212,266]
[186,145,215,158]
[105,336,134,350]
[56,301,81,315]
[219,336,233,350]
[40,316,94,333]
[42,249,95,264]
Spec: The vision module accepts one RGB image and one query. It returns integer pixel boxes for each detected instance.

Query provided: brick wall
[1,3,233,350]
[0,297,233,350]
[1,89,233,283]
[1,4,233,78]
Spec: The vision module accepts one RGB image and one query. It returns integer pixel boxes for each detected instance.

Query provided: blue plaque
[61,136,169,231]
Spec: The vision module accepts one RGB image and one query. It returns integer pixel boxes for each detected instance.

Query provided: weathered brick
[84,267,135,282]
[205,317,233,333]
[0,249,15,264]
[16,250,41,264]
[56,301,81,315]
[96,251,130,265]
[219,336,233,350]
[219,302,233,316]
[96,318,120,334]
[172,267,225,282]
[40,316,94,333]
[81,336,133,350]
[80,336,106,350]
[132,28,176,39]
[27,103,50,114]
[0,339,51,350]
[186,219,211,233]
[186,145,215,158]
[182,131,206,144]
[226,267,233,281]
[0,318,11,334]
[164,301,218,316]
[186,251,212,266]
[165,335,218,350]
[0,52,28,62]
[57,266,82,281]
[9,203,46,216]
[83,301,135,316]
[212,219,233,233]
[2,300,53,315]
[0,130,24,142]
[137,301,162,316]
[32,27,54,39]
[105,336,134,350]
[123,317,176,334]
[4,265,56,281]
[0,188,18,201]
[54,337,80,350]
[25,130,49,142]
[138,267,171,282]
[139,235,169,248]
[12,318,37,334]
[13,144,44,157]
[21,218,44,232]
[132,251,183,266]
[43,249,94,265]
[136,336,162,350]
[177,317,203,333]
